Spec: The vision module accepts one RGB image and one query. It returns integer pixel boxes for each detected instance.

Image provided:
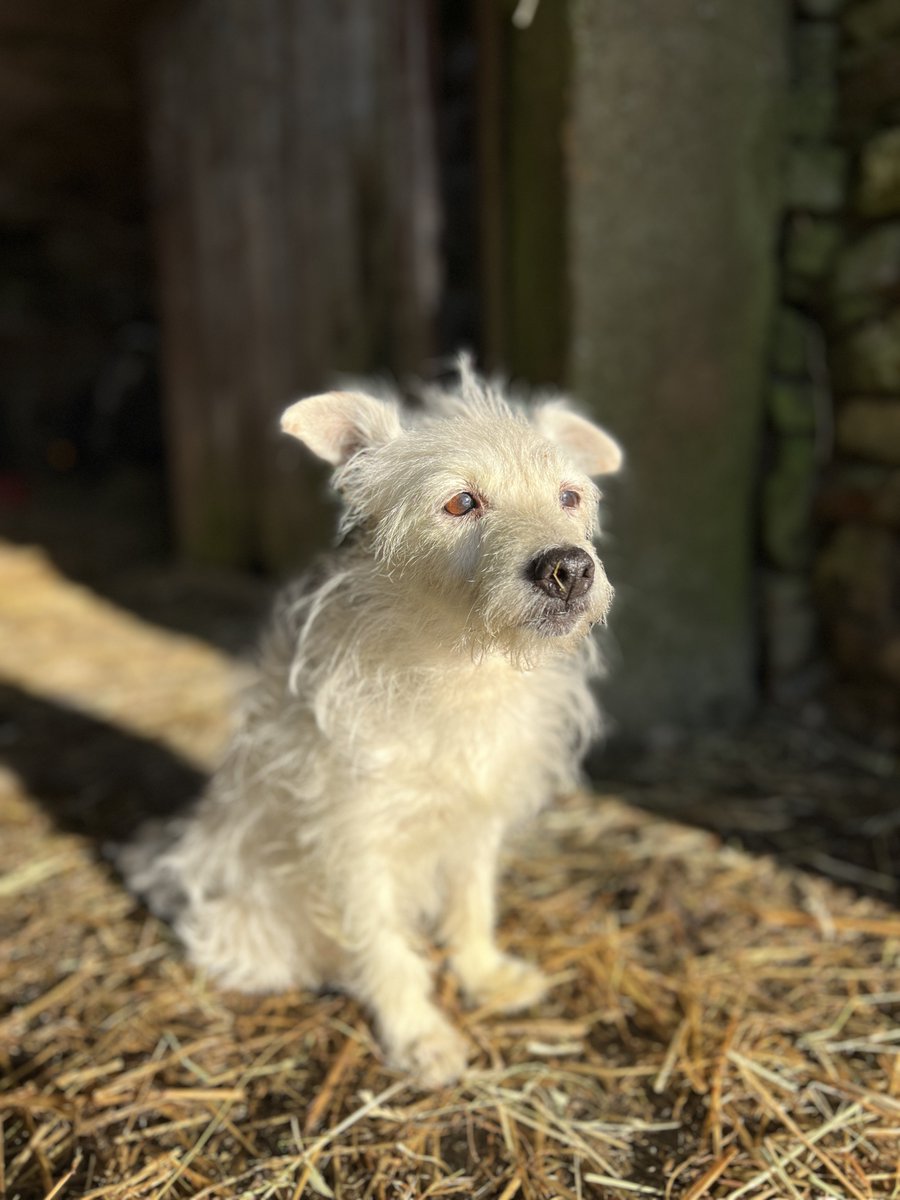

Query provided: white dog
[121,362,622,1086]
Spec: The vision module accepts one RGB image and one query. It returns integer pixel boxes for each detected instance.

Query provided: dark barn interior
[0,1,167,579]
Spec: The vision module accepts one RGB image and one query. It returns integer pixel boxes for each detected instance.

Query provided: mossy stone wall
[802,0,900,747]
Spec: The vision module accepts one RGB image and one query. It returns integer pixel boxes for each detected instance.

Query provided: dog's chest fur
[346,655,587,810]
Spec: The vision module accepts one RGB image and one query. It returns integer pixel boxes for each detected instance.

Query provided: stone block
[786,144,848,213]
[881,633,900,685]
[831,292,886,328]
[797,0,843,14]
[836,399,900,465]
[769,380,819,435]
[817,463,900,527]
[826,617,880,680]
[790,22,839,138]
[763,570,818,677]
[773,306,821,376]
[831,224,900,325]
[816,522,896,621]
[856,127,900,218]
[843,0,900,45]
[833,223,900,298]
[832,309,900,392]
[784,216,842,303]
[763,435,818,569]
[840,39,900,134]
[789,90,837,142]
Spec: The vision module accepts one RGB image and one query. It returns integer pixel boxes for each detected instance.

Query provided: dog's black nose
[528,547,595,602]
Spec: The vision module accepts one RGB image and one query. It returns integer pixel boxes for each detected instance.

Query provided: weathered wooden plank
[476,0,569,385]
[143,0,440,570]
[504,0,570,386]
[475,0,506,371]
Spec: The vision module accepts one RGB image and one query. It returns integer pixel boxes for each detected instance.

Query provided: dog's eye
[560,489,580,510]
[444,492,480,517]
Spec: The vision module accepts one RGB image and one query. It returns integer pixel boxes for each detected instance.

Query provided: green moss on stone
[786,144,848,213]
[769,380,819,435]
[763,436,819,570]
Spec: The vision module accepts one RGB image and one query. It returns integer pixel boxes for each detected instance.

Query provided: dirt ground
[1,537,899,1199]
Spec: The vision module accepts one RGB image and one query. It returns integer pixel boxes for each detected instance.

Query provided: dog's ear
[281,391,402,466]
[535,403,623,477]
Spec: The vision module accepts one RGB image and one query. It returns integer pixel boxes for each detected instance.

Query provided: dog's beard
[530,598,599,638]
[456,586,599,671]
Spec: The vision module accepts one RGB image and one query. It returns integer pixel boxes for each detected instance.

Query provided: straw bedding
[1,544,899,1199]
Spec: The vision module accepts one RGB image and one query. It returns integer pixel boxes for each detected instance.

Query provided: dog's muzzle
[527,546,595,605]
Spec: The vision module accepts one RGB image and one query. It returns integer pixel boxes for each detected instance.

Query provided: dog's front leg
[441,824,548,1012]
[340,872,469,1088]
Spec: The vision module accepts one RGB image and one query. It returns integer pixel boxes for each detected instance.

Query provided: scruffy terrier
[122,362,622,1087]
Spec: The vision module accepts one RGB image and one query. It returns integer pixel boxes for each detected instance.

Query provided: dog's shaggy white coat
[122,365,622,1086]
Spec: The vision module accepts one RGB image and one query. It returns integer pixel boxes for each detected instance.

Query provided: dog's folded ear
[535,403,623,477]
[281,391,402,466]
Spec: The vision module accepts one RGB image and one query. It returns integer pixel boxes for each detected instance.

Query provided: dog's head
[281,365,622,666]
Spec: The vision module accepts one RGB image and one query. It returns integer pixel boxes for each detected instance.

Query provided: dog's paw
[464,954,548,1012]
[390,1021,470,1089]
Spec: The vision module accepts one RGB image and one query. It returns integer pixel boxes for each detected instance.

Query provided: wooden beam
[143,0,440,570]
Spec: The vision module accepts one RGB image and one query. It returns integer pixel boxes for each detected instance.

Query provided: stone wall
[765,0,900,747]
